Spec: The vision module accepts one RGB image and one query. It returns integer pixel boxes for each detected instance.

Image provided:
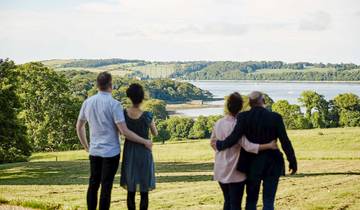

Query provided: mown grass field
[1,127,360,210]
[42,60,181,78]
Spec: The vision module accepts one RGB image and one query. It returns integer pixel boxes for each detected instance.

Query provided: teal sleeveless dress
[120,110,156,192]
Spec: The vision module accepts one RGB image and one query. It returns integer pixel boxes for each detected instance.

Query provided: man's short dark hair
[126,83,145,105]
[97,72,112,91]
[226,92,243,116]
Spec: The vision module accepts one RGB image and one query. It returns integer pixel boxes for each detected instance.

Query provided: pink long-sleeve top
[211,115,259,183]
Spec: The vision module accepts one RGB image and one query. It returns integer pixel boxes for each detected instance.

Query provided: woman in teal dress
[120,83,158,210]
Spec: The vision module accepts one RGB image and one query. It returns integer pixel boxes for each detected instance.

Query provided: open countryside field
[1,127,360,210]
[42,59,182,78]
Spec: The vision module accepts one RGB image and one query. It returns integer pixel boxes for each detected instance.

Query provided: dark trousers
[127,191,149,210]
[87,154,120,210]
[245,176,279,210]
[219,181,245,210]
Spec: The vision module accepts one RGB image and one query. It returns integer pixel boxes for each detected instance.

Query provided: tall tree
[189,116,209,139]
[298,90,329,128]
[333,93,360,127]
[272,100,311,129]
[16,62,81,151]
[0,59,31,163]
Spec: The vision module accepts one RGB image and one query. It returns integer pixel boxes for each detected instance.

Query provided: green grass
[1,127,360,209]
[41,59,190,78]
[127,63,187,78]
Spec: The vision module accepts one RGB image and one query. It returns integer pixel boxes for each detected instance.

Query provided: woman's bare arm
[150,120,158,136]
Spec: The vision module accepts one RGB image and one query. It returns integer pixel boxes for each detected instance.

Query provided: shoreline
[167,103,223,111]
[182,79,360,84]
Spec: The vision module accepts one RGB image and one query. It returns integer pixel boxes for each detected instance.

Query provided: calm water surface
[175,81,360,117]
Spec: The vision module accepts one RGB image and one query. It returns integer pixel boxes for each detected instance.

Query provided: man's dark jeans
[245,176,279,210]
[87,154,120,210]
[219,181,245,210]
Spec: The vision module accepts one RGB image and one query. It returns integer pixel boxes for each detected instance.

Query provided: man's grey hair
[248,91,265,107]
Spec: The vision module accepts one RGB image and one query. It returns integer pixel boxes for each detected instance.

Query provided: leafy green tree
[189,116,209,139]
[16,62,81,151]
[298,91,329,128]
[299,91,321,119]
[272,100,310,129]
[333,93,360,111]
[206,115,223,133]
[112,86,131,108]
[326,100,340,128]
[153,121,171,143]
[166,116,194,140]
[338,111,360,127]
[143,99,168,121]
[333,93,360,127]
[0,59,31,163]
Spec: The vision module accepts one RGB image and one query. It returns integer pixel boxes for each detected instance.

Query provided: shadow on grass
[157,175,213,183]
[293,172,360,178]
[3,160,357,185]
[0,161,213,185]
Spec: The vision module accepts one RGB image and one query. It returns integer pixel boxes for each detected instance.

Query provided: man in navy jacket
[212,91,297,210]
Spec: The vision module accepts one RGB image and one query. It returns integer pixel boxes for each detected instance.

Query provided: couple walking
[211,92,298,210]
[76,72,156,210]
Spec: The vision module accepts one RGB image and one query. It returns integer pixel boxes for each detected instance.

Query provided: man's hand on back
[117,122,153,151]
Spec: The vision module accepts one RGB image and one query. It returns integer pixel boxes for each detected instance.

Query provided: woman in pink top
[211,92,277,210]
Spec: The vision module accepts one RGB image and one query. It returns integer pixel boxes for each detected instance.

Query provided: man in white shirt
[76,72,152,210]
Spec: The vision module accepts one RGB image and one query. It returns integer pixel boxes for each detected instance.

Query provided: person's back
[81,92,122,157]
[77,72,152,210]
[238,107,294,178]
[77,72,125,210]
[242,107,278,144]
[120,83,157,210]
[214,91,297,210]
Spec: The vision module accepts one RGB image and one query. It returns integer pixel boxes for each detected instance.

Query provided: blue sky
[1,0,359,63]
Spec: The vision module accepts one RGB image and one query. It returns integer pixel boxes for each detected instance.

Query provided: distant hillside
[41,59,360,81]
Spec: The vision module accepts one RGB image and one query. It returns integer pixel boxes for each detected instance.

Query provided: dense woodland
[179,61,360,81]
[1,58,360,164]
[44,59,360,81]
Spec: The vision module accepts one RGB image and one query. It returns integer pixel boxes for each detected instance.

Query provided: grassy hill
[40,59,360,81]
[1,127,360,209]
[41,59,203,78]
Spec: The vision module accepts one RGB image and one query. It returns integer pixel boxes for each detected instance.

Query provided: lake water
[175,81,360,117]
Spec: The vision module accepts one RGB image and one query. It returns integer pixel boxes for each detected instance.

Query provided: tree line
[184,69,360,81]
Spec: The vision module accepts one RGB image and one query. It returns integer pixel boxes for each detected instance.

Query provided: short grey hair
[248,91,265,107]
